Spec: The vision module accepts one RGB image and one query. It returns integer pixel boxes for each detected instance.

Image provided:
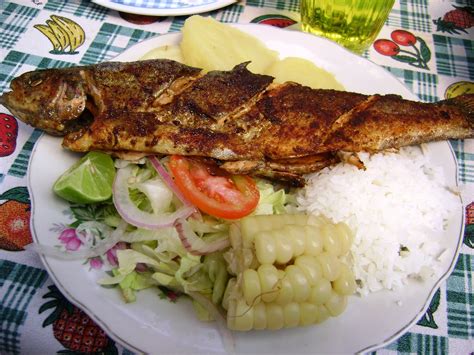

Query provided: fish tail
[445,93,474,122]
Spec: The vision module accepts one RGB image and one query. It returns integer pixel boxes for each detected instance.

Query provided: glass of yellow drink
[300,0,395,53]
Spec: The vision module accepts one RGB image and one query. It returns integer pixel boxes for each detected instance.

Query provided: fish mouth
[61,92,101,134]
[62,107,95,135]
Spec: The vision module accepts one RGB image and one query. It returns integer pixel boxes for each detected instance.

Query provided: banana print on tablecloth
[34,15,85,55]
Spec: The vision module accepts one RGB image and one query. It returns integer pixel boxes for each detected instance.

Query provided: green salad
[50,151,299,322]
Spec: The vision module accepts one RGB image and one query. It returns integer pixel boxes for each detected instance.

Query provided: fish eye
[27,74,43,87]
[29,79,43,87]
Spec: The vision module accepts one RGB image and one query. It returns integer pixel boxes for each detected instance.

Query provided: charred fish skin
[61,67,370,160]
[59,61,474,161]
[62,62,275,160]
[322,93,474,154]
[86,59,202,115]
[1,59,474,185]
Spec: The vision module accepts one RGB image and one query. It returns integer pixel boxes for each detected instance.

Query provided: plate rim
[91,0,237,16]
[26,25,466,354]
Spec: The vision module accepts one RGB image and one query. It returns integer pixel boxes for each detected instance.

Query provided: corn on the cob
[239,214,328,249]
[227,298,335,331]
[223,214,356,331]
[254,225,325,265]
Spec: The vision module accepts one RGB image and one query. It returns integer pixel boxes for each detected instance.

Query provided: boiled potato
[141,44,184,62]
[265,57,344,90]
[180,15,278,73]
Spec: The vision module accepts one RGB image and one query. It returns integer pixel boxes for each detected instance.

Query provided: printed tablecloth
[0,0,472,353]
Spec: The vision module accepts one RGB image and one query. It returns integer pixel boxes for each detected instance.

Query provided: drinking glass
[300,0,395,53]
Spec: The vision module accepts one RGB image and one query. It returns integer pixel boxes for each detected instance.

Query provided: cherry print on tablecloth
[373,29,431,70]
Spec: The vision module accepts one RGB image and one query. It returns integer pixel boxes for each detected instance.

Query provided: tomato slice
[168,155,260,219]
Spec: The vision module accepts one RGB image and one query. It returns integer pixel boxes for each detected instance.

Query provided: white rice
[297,147,459,295]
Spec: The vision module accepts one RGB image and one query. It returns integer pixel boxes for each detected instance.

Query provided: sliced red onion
[28,220,128,260]
[113,164,195,229]
[148,156,191,207]
[175,218,230,256]
[135,263,149,273]
[187,291,235,353]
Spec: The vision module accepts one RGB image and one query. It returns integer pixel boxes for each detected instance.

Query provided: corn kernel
[265,303,284,330]
[283,302,300,328]
[255,231,277,264]
[243,269,262,305]
[285,265,310,302]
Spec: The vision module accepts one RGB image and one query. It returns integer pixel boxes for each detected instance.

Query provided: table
[0,0,472,353]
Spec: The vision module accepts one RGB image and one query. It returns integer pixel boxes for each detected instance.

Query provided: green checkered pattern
[433,34,474,80]
[386,0,431,32]
[0,260,48,354]
[80,22,157,65]
[44,0,109,21]
[169,17,187,32]
[384,332,448,354]
[1,2,40,49]
[446,253,473,338]
[218,4,245,22]
[246,0,299,12]
[384,66,439,102]
[451,140,474,184]
[0,1,473,354]
[8,129,42,178]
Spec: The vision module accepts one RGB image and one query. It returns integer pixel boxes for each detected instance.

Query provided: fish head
[0,68,87,135]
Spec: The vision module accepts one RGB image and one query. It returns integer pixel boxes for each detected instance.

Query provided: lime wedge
[53,151,115,204]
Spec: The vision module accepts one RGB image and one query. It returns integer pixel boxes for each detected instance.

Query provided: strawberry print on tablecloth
[433,5,474,35]
[0,114,18,158]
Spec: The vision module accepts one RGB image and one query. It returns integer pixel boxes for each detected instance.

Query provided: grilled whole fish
[1,59,473,185]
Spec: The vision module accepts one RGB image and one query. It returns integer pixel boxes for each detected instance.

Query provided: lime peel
[53,151,116,204]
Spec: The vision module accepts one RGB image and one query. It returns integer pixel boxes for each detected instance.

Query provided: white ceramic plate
[28,25,464,354]
[92,0,236,16]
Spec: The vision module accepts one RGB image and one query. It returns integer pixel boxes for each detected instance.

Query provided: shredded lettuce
[99,237,222,305]
[117,249,161,274]
[254,179,297,215]
[203,253,229,304]
[125,161,176,214]
[114,270,156,303]
[134,177,174,214]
